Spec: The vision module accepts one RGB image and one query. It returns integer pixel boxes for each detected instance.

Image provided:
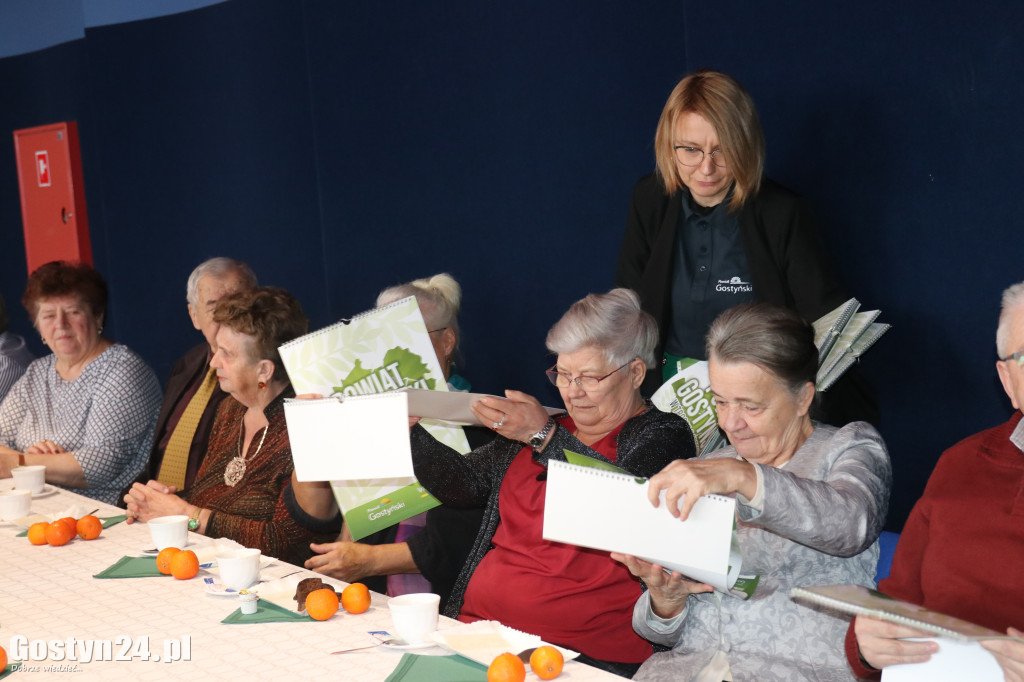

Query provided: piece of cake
[293,577,340,611]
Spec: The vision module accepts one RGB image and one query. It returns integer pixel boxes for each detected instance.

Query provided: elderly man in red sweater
[846,281,1024,680]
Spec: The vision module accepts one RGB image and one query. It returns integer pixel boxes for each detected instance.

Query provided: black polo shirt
[664,191,757,359]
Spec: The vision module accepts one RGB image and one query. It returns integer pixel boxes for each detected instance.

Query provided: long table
[0,481,620,681]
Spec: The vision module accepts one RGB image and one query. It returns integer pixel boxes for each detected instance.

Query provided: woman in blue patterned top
[0,261,161,505]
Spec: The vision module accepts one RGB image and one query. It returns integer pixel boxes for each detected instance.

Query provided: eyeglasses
[546,360,634,391]
[674,145,727,168]
[1000,350,1024,368]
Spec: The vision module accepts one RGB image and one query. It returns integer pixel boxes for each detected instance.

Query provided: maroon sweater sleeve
[845,618,882,679]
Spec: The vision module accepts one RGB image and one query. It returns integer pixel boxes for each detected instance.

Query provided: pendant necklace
[224,414,269,487]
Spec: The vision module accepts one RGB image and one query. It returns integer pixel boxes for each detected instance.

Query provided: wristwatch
[528,418,556,450]
[187,507,202,532]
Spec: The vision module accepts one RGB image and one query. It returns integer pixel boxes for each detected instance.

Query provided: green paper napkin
[221,598,314,624]
[100,514,128,528]
[15,514,127,537]
[385,653,487,682]
[93,556,169,579]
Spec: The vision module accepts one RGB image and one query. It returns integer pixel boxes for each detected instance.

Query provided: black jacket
[616,173,877,426]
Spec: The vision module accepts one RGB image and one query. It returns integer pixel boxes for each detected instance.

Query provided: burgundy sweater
[846,411,1024,677]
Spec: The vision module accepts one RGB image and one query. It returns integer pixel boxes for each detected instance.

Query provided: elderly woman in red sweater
[410,288,696,678]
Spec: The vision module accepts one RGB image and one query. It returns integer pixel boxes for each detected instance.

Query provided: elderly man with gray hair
[143,258,257,492]
[0,293,34,402]
[848,281,1024,680]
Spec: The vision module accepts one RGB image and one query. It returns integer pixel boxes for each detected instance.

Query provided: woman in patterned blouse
[124,287,332,564]
[0,261,162,505]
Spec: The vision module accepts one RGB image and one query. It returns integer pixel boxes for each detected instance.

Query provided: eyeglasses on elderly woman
[545,360,635,391]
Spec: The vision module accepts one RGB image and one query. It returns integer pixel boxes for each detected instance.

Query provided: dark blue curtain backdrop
[1,0,1020,529]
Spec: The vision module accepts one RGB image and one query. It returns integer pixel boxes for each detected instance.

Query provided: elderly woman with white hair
[411,288,696,677]
[287,273,489,610]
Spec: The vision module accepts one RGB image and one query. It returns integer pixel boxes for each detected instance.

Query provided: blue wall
[1,0,1020,529]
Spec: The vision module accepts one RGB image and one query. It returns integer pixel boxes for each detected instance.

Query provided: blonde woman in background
[616,69,875,426]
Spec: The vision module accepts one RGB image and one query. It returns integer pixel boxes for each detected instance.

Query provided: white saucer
[210,556,275,570]
[378,639,439,651]
[139,547,220,558]
[3,513,48,529]
[31,485,58,499]
[203,577,252,596]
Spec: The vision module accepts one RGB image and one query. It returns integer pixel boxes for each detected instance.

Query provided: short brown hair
[706,302,817,395]
[213,287,308,384]
[654,70,765,209]
[22,261,108,322]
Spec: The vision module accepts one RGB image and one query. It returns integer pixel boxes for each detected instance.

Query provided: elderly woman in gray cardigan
[614,303,891,682]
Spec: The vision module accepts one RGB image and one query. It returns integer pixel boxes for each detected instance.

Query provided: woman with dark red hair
[0,261,162,505]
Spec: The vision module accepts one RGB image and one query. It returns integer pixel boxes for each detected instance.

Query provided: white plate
[203,577,250,596]
[31,485,58,499]
[207,556,276,571]
[139,545,207,557]
[432,621,578,666]
[252,575,327,614]
[2,513,48,529]
[378,638,440,651]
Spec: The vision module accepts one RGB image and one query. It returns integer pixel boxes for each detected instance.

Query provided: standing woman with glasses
[410,288,696,678]
[616,69,875,426]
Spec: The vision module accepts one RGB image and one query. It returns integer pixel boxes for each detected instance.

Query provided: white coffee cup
[388,592,440,644]
[149,515,189,551]
[216,548,262,590]
[11,465,46,494]
[0,489,32,521]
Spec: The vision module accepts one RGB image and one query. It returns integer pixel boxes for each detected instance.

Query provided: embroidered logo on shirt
[715,276,754,294]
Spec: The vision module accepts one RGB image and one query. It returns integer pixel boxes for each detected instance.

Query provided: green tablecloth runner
[385,653,487,682]
[16,514,127,538]
[93,555,169,579]
[222,598,314,624]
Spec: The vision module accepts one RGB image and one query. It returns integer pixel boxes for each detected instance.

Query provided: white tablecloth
[0,481,621,681]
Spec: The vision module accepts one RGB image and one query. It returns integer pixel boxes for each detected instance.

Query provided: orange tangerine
[529,646,564,680]
[0,643,7,671]
[341,582,370,614]
[170,549,199,580]
[76,515,103,540]
[305,588,340,621]
[156,547,181,574]
[27,522,49,545]
[45,521,75,546]
[487,652,526,682]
